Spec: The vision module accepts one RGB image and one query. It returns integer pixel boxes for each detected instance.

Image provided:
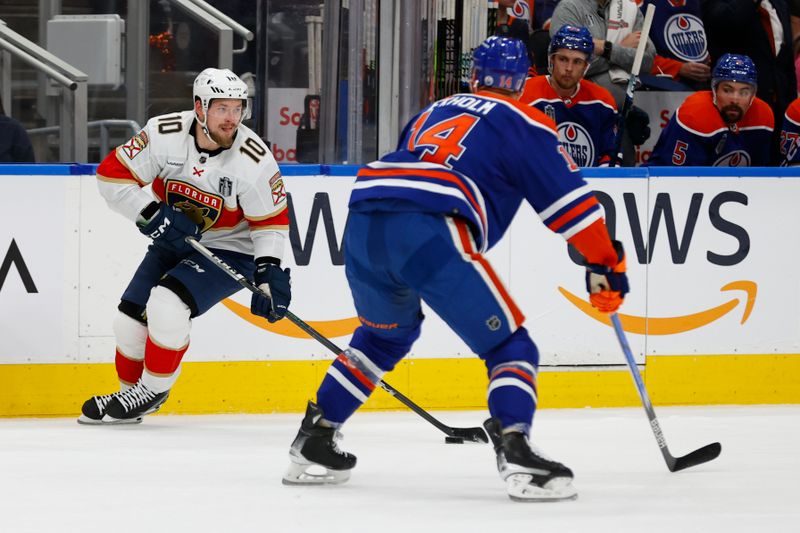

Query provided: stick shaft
[184,237,486,440]
[610,314,675,462]
[631,4,655,77]
[610,3,656,167]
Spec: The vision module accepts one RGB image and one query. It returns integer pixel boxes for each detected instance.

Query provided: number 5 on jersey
[407,111,480,167]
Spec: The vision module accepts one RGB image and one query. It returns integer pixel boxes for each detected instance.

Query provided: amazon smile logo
[221,298,359,338]
[221,280,756,338]
[559,280,756,334]
[220,189,757,338]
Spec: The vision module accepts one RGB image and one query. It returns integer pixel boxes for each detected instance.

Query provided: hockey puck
[444,436,465,444]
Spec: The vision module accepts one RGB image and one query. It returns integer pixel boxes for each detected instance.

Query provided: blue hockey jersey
[350,90,617,266]
[520,76,619,167]
[779,97,800,166]
[642,0,708,63]
[645,91,774,166]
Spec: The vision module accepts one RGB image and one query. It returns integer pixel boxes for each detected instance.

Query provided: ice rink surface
[0,405,797,533]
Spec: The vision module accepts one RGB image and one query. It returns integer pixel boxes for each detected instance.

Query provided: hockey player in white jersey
[78,68,291,424]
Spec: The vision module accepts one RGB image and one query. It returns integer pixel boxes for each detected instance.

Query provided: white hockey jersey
[96,110,289,260]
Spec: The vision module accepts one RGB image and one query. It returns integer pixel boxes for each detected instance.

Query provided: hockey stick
[610,313,721,472]
[609,3,655,167]
[185,236,489,443]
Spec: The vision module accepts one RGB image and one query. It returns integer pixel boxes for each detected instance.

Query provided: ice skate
[484,418,577,502]
[78,391,142,425]
[101,380,169,423]
[282,401,357,485]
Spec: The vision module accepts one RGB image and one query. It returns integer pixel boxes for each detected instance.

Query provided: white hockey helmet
[193,68,251,128]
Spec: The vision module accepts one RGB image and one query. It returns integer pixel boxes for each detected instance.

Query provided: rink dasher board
[0,165,798,414]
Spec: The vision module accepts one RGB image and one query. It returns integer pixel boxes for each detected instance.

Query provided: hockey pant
[115,243,255,392]
[316,211,539,433]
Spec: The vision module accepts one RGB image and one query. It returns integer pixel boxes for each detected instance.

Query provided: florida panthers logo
[165,179,224,232]
[557,122,594,167]
[664,14,707,62]
[713,150,751,167]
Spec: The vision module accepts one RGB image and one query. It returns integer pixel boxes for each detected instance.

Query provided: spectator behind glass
[0,97,35,163]
[641,0,711,89]
[791,0,800,92]
[534,0,561,29]
[497,1,533,41]
[701,0,797,164]
[550,0,657,166]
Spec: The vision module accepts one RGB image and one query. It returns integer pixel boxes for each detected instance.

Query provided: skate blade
[506,474,577,502]
[97,415,144,425]
[282,460,351,486]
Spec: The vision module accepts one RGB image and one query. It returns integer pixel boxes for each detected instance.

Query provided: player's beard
[719,104,744,124]
[209,123,238,148]
[552,73,579,94]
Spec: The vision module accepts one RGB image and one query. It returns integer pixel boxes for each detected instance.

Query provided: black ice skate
[484,418,577,502]
[101,380,170,423]
[77,392,135,425]
[282,401,357,485]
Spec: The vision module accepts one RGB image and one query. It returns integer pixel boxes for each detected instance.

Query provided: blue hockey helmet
[712,54,758,88]
[549,25,594,60]
[472,36,530,92]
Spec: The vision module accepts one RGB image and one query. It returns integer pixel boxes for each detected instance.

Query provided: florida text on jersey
[95,111,289,260]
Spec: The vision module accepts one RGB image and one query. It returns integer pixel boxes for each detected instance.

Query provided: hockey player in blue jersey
[521,24,619,166]
[282,36,629,502]
[641,0,711,87]
[779,97,800,166]
[646,54,774,166]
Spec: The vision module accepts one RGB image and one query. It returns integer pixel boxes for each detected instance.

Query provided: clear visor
[205,98,252,122]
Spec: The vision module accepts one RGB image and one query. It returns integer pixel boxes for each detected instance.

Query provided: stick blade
[669,442,722,472]
[449,426,489,443]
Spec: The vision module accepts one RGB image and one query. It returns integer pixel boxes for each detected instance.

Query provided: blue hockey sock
[316,347,386,426]
[487,361,538,434]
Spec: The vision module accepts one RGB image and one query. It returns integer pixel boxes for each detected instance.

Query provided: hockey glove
[625,105,651,146]
[585,240,629,313]
[137,202,200,254]
[251,258,291,323]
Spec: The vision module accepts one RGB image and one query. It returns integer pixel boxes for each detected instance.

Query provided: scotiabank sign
[266,88,309,163]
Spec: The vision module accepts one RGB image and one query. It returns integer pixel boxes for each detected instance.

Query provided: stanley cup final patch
[218,176,233,196]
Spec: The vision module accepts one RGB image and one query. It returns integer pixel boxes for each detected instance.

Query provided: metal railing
[28,119,142,161]
[167,0,254,69]
[184,0,254,54]
[0,19,88,162]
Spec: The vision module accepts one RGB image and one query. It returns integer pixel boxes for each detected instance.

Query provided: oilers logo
[511,0,530,21]
[713,150,751,167]
[664,14,707,62]
[557,122,594,167]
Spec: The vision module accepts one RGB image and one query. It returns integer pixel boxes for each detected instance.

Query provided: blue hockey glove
[584,240,630,313]
[251,258,291,323]
[137,202,200,254]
